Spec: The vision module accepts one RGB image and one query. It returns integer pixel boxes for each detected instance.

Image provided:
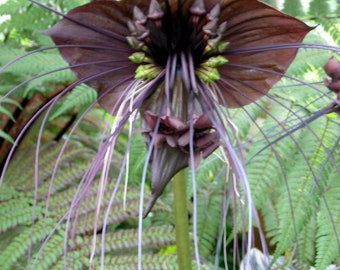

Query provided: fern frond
[6,141,94,190]
[0,129,14,144]
[49,251,84,270]
[261,196,280,247]
[0,96,20,122]
[0,184,19,200]
[195,163,224,258]
[126,133,148,186]
[4,142,58,186]
[274,116,340,261]
[315,154,340,269]
[49,84,97,120]
[247,139,290,210]
[0,198,40,233]
[30,232,65,270]
[245,96,300,212]
[316,18,340,45]
[90,254,178,270]
[0,220,55,270]
[79,226,175,256]
[36,162,91,198]
[285,46,333,79]
[0,1,54,34]
[75,197,142,234]
[0,45,74,95]
[228,102,265,141]
[308,0,331,18]
[296,212,317,268]
[283,0,305,17]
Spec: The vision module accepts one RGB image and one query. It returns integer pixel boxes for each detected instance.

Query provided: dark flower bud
[141,111,219,215]
[324,57,340,94]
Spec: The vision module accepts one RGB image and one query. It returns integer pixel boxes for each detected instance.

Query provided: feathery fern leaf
[49,251,84,270]
[5,141,94,190]
[296,212,317,268]
[0,184,18,201]
[195,157,225,258]
[90,254,178,270]
[315,154,340,269]
[0,138,174,269]
[49,84,97,120]
[0,129,14,143]
[283,0,305,17]
[308,0,331,18]
[30,232,66,270]
[0,45,74,96]
[79,226,175,256]
[274,116,338,260]
[0,198,42,233]
[0,220,55,270]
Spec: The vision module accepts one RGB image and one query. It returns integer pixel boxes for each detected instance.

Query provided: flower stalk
[173,169,192,270]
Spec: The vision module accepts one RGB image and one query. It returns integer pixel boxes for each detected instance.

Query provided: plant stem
[173,169,192,270]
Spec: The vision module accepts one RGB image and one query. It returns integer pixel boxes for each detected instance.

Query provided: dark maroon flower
[45,0,312,213]
[323,57,340,115]
[141,110,219,215]
[324,57,340,96]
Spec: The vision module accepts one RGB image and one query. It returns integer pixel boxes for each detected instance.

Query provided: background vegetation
[0,0,340,269]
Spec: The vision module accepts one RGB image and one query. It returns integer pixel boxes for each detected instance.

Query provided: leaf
[0,220,55,270]
[79,226,175,256]
[283,0,305,17]
[273,116,340,262]
[315,155,340,269]
[309,0,331,17]
[49,84,97,120]
[0,130,14,143]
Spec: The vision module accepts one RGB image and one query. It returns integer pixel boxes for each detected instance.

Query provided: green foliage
[0,141,177,269]
[283,0,305,17]
[240,69,340,268]
[233,3,340,268]
[315,153,340,269]
[1,0,340,269]
[0,0,94,134]
[193,154,226,259]
[49,84,97,120]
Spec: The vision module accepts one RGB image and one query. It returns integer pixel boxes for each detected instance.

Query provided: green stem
[173,169,192,270]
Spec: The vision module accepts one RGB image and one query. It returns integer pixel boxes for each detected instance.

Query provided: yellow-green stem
[173,169,192,270]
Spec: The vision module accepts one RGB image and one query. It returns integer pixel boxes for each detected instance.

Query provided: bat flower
[45,0,312,213]
[141,110,219,216]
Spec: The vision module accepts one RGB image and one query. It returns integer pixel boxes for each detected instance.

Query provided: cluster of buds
[141,110,219,216]
[323,57,340,114]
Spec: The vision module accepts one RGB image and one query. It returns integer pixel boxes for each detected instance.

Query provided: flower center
[127,0,229,83]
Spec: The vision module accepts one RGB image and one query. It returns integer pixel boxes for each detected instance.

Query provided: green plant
[0,0,340,269]
[0,140,180,269]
